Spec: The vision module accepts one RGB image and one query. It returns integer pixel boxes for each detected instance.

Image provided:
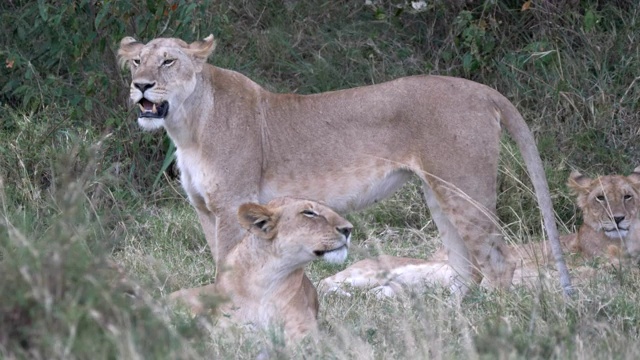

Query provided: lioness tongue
[141,99,154,111]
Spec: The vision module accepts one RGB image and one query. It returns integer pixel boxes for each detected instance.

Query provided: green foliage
[453,10,497,74]
[0,152,206,358]
[1,0,213,192]
[1,0,212,114]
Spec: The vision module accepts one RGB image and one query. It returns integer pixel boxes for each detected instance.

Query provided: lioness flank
[117,34,571,297]
[170,197,352,341]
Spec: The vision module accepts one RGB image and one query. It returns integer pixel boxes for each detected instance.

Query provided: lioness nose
[337,226,352,238]
[134,82,156,93]
[614,216,625,225]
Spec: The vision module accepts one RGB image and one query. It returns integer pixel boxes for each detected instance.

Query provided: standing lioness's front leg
[196,208,248,266]
[169,207,248,315]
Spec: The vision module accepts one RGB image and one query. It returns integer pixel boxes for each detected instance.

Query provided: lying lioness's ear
[117,37,143,69]
[629,166,640,186]
[237,203,278,240]
[187,34,216,71]
[567,170,592,193]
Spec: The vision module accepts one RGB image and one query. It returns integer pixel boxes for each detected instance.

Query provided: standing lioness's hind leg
[423,184,482,295]
[426,179,515,290]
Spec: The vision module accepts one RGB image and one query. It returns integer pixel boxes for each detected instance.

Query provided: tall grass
[5,145,640,358]
[2,0,640,358]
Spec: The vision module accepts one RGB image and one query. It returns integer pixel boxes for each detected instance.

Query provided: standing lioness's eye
[162,59,175,66]
[624,194,633,201]
[595,195,605,202]
[132,59,140,66]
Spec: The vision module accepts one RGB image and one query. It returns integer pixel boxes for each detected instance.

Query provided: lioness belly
[259,167,413,213]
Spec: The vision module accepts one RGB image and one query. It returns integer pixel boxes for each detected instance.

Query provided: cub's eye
[624,194,633,201]
[302,209,318,218]
[595,195,605,202]
[132,59,140,67]
[162,59,175,67]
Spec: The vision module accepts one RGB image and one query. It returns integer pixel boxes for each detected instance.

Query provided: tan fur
[117,35,571,298]
[169,197,352,341]
[320,168,640,297]
[318,244,551,298]
[564,166,640,264]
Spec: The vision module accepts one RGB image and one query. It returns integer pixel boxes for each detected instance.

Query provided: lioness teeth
[138,103,145,112]
[152,103,157,113]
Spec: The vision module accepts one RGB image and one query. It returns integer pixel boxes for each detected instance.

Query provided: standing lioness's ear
[117,37,144,69]
[187,34,216,71]
[237,203,278,240]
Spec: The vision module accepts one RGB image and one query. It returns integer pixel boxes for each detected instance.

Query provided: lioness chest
[176,149,211,211]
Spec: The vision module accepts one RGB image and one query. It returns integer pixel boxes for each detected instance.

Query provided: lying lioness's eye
[302,209,318,217]
[132,59,140,66]
[162,59,175,66]
[624,194,633,201]
[595,195,605,202]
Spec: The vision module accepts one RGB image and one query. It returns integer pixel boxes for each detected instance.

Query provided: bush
[0,151,205,358]
[1,0,214,191]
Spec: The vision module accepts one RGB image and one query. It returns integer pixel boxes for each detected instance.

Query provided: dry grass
[3,122,640,359]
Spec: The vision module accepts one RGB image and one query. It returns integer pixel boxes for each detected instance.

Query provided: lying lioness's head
[237,197,353,267]
[568,166,640,239]
[117,35,216,130]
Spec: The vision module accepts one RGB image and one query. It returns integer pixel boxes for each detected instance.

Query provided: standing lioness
[117,35,571,296]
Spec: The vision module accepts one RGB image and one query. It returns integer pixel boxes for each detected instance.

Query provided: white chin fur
[323,246,348,264]
[605,229,628,239]
[137,117,165,130]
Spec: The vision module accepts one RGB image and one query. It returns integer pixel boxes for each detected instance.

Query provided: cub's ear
[567,170,592,193]
[629,166,640,186]
[117,37,143,69]
[237,203,278,240]
[187,34,216,71]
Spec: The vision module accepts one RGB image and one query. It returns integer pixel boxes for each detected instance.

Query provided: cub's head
[237,198,352,268]
[117,35,216,130]
[568,166,640,240]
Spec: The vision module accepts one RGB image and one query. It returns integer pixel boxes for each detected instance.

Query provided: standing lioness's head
[117,35,216,130]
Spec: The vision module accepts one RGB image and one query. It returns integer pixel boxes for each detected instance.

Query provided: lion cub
[319,167,640,298]
[170,197,352,341]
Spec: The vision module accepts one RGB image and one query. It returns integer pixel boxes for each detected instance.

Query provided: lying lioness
[318,246,549,298]
[117,34,571,298]
[170,197,352,341]
[320,167,640,297]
